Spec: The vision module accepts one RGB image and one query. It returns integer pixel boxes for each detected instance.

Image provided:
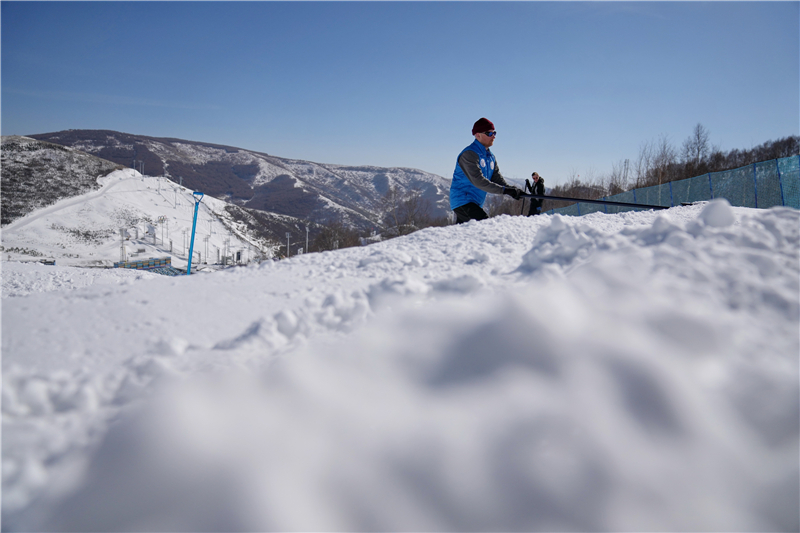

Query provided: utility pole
[286,232,291,258]
[305,225,309,254]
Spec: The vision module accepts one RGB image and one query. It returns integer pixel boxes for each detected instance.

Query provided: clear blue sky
[3,1,798,188]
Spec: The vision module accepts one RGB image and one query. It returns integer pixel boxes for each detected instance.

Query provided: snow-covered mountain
[3,200,798,530]
[28,130,452,230]
[2,136,373,263]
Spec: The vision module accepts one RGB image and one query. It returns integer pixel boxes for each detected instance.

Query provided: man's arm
[489,160,510,187]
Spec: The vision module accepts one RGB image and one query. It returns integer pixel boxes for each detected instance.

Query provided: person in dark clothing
[527,172,545,216]
[449,118,524,224]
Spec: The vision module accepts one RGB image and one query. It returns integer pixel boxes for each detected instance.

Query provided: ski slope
[1,169,270,270]
[2,200,798,531]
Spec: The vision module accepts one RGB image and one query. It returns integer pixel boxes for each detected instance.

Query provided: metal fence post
[669,181,674,207]
[776,159,786,206]
[753,163,759,208]
[708,173,714,199]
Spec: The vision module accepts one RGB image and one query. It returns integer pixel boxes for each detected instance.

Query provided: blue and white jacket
[449,139,509,210]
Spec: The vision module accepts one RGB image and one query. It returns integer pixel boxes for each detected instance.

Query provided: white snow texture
[2,182,798,531]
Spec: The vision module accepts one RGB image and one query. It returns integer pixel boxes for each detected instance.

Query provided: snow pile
[2,200,798,531]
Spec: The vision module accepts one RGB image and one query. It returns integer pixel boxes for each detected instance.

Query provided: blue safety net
[754,160,784,209]
[556,203,581,216]
[711,166,755,207]
[675,173,714,205]
[576,202,605,215]
[779,155,800,208]
[603,190,638,215]
[548,155,799,216]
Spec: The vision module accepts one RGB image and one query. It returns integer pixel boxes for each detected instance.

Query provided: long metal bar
[519,193,669,210]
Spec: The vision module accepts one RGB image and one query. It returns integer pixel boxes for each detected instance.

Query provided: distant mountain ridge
[1,135,377,252]
[29,130,451,231]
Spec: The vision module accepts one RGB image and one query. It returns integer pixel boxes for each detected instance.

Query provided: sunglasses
[482,131,497,137]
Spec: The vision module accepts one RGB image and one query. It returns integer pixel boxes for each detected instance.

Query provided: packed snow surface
[2,200,798,531]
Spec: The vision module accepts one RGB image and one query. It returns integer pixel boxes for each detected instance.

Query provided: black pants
[527,201,543,216]
[453,202,489,224]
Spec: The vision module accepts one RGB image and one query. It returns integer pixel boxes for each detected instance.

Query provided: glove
[503,186,523,200]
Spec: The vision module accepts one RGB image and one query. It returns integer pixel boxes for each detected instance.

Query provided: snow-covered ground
[2,200,798,531]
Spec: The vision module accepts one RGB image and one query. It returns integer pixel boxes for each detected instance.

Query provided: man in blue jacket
[450,118,523,224]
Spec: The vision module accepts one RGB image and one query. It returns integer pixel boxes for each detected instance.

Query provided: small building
[113,257,183,276]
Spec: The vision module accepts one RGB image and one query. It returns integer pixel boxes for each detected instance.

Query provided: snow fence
[551,155,800,216]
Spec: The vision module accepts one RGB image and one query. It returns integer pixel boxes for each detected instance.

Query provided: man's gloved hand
[503,186,523,200]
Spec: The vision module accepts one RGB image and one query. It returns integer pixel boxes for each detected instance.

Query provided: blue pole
[186,192,204,275]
